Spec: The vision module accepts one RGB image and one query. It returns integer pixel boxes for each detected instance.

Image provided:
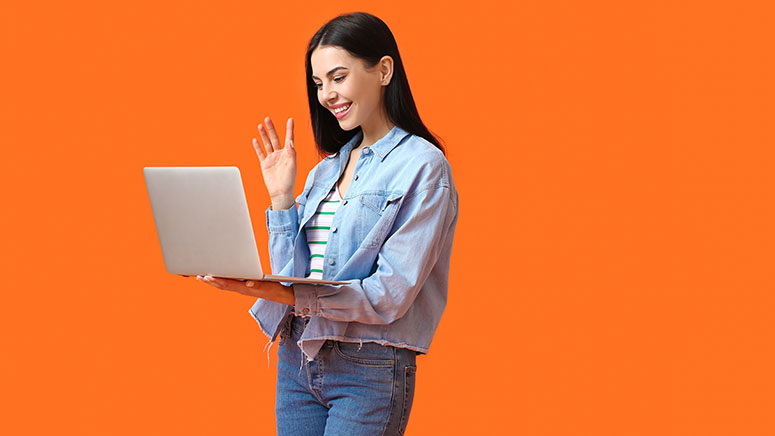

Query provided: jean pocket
[290,316,307,337]
[333,340,396,367]
[278,326,288,346]
[398,365,417,435]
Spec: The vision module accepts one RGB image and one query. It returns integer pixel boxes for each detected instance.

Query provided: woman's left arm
[193,180,457,311]
[193,182,456,311]
[292,181,459,325]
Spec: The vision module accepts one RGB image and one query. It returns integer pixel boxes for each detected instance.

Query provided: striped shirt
[304,185,342,280]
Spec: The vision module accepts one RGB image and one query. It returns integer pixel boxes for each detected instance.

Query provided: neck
[357,109,395,150]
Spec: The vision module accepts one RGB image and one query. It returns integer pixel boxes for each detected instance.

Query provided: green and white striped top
[303,185,342,280]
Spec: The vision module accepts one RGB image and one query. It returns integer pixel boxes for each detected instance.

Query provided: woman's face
[311,45,391,132]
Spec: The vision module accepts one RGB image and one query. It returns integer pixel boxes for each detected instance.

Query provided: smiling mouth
[334,103,352,114]
[333,103,352,118]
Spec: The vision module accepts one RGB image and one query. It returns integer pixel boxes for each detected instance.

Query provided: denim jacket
[248,125,459,363]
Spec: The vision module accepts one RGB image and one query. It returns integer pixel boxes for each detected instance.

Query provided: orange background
[2,1,773,434]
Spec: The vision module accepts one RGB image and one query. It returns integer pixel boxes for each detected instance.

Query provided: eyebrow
[311,66,348,80]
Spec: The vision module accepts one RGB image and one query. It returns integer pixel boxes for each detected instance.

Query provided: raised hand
[253,117,296,210]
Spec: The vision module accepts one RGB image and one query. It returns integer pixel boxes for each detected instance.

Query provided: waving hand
[253,116,296,210]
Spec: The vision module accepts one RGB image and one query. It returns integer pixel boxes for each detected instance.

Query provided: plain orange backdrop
[1,1,773,435]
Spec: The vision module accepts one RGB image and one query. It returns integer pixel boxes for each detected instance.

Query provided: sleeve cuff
[292,283,319,316]
[265,204,298,234]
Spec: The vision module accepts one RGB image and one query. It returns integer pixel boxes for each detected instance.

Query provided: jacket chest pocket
[357,191,405,249]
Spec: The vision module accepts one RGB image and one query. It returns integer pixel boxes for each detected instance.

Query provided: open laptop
[143,166,346,285]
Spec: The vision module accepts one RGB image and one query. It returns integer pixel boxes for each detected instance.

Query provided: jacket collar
[326,125,411,162]
[368,125,411,161]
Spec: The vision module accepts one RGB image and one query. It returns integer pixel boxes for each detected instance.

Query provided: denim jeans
[275,314,418,435]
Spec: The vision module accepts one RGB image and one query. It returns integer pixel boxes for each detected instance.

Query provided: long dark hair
[305,12,444,156]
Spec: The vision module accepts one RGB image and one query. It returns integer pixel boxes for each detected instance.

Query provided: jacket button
[331,226,337,232]
[342,200,348,206]
[354,174,359,181]
[328,258,335,265]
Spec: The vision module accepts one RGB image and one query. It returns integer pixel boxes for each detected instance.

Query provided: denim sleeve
[265,204,299,276]
[264,166,316,276]
[293,182,458,324]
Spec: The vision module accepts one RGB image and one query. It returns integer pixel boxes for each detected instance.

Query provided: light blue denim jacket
[248,125,459,363]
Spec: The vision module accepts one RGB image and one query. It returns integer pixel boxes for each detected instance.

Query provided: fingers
[197,275,253,296]
[197,275,229,290]
[256,116,294,159]
[285,117,295,152]
[252,137,265,160]
[265,117,282,150]
[257,123,273,153]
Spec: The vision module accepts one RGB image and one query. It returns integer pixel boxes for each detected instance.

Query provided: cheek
[352,82,380,108]
[340,77,365,99]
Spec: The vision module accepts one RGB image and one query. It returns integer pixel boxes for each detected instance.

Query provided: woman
[197,11,458,435]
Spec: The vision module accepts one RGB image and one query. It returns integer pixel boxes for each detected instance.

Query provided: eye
[313,76,345,91]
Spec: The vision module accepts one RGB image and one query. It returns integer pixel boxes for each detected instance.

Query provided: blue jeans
[275,314,418,436]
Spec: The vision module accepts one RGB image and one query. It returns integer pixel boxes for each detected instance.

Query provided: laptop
[143,166,347,285]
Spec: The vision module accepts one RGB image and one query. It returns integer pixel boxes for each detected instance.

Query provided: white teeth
[334,103,351,114]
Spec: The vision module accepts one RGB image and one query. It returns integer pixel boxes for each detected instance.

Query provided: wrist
[270,194,294,210]
[273,283,295,305]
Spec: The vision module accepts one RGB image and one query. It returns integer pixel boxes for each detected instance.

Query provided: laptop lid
[143,166,266,280]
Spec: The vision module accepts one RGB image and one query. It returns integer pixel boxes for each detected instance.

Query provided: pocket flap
[360,191,404,214]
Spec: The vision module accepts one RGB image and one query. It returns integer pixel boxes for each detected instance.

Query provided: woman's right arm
[253,116,308,275]
[264,169,316,276]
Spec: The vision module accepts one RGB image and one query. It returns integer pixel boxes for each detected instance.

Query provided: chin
[339,122,359,132]
[337,116,360,131]
[334,105,360,131]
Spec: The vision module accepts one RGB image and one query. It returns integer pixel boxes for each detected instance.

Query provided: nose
[317,83,335,103]
[325,88,337,105]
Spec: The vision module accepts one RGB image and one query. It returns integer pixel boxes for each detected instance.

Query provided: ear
[379,55,394,86]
